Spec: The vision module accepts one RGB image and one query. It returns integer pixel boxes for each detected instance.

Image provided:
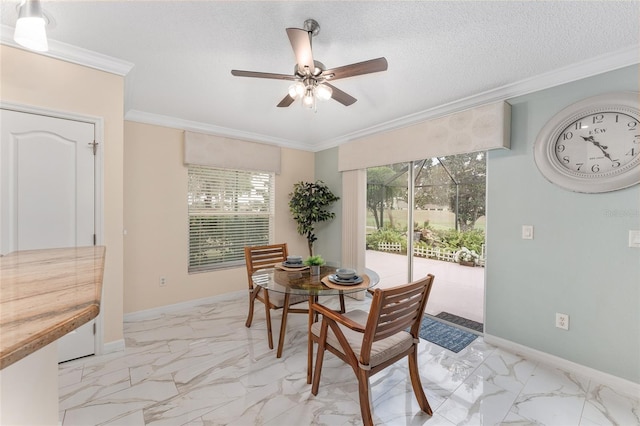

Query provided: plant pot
[459,261,475,267]
[310,265,321,276]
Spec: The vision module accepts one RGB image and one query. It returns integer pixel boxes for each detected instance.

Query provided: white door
[0,109,97,362]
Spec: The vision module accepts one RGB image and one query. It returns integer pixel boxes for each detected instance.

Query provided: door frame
[1,101,105,356]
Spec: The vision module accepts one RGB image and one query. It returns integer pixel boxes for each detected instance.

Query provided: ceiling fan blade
[322,57,388,81]
[286,28,314,74]
[277,94,296,108]
[231,70,297,81]
[324,83,357,106]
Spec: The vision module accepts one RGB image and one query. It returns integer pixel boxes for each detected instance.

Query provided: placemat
[275,263,309,272]
[322,274,370,290]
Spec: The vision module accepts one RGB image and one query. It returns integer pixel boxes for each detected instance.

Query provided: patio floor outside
[365,249,485,325]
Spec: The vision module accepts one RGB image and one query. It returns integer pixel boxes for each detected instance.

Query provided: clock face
[554,111,639,176]
[534,92,640,193]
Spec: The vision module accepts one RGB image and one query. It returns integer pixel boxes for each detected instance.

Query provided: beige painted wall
[123,121,313,313]
[1,46,124,345]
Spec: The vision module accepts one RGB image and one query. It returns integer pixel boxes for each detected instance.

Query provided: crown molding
[0,25,134,76]
[2,23,636,152]
[312,45,640,152]
[124,110,304,150]
[129,38,639,154]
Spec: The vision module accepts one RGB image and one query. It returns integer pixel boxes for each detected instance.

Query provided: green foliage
[367,223,484,256]
[458,228,485,253]
[414,240,428,249]
[289,181,340,256]
[432,228,484,253]
[366,226,407,251]
[414,153,486,231]
[304,255,325,266]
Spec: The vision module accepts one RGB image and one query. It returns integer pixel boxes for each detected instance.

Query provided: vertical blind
[188,166,274,272]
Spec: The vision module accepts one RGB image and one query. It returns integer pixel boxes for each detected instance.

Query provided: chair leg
[357,368,374,426]
[408,349,433,415]
[245,288,258,328]
[276,294,291,358]
[263,292,274,350]
[311,320,329,395]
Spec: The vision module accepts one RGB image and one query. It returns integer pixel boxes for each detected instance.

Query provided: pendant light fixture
[14,0,49,52]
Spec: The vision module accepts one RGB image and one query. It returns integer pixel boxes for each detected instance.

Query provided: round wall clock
[533,91,640,193]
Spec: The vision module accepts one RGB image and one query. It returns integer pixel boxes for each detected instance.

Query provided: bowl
[336,268,356,280]
[286,255,303,264]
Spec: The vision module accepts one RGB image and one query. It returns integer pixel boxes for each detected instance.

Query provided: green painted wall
[486,64,640,383]
[313,147,342,263]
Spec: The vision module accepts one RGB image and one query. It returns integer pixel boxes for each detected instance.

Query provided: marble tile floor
[59,292,640,425]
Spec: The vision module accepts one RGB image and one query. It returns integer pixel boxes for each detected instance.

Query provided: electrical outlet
[522,225,534,239]
[556,313,569,330]
[159,276,167,287]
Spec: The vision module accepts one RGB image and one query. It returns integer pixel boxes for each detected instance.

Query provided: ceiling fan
[231,19,388,109]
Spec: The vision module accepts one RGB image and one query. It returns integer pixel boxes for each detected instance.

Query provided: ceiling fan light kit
[231,19,388,111]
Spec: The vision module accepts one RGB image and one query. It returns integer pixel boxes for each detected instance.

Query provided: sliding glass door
[365,153,486,329]
[365,162,409,286]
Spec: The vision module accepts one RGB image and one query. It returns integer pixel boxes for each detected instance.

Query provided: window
[188,166,274,272]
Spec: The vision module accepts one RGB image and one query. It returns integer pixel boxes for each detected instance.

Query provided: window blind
[188,166,274,272]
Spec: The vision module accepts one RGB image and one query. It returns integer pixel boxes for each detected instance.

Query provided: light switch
[629,230,640,248]
[522,225,534,240]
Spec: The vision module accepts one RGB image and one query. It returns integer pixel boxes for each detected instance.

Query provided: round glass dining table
[251,264,380,383]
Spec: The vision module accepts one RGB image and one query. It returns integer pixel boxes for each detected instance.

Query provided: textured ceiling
[1,1,639,151]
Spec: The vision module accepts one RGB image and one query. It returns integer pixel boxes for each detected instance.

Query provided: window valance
[338,101,511,171]
[184,131,281,174]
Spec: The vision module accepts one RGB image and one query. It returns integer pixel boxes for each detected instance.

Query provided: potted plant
[454,247,479,267]
[304,255,325,276]
[289,180,340,256]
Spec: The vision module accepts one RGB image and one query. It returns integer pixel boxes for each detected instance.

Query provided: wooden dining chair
[244,243,308,357]
[310,274,436,426]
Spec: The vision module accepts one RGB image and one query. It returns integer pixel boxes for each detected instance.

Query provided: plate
[282,261,306,268]
[328,274,363,285]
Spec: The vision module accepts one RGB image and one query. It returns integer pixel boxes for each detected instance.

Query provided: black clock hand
[580,136,616,162]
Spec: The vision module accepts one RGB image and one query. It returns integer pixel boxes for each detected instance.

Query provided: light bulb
[288,82,305,98]
[315,84,333,101]
[14,1,48,52]
[14,16,48,52]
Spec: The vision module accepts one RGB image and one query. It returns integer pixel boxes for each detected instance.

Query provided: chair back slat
[375,297,423,339]
[361,275,435,363]
[244,244,288,289]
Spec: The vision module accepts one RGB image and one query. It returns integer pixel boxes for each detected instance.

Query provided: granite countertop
[0,246,106,370]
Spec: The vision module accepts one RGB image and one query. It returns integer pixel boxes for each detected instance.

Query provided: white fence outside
[377,242,402,252]
[377,242,486,266]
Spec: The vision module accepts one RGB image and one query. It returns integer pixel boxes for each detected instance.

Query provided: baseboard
[124,290,246,322]
[101,339,125,355]
[484,333,640,399]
